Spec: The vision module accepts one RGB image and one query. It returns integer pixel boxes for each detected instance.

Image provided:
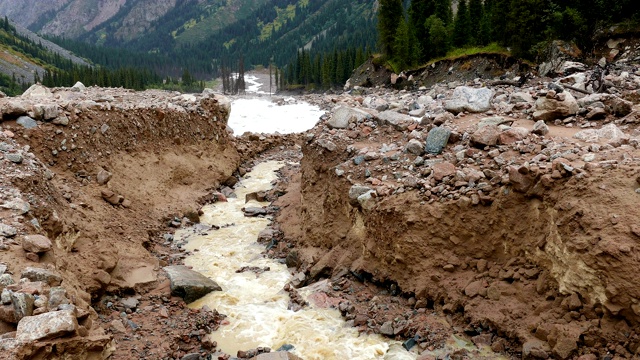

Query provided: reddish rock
[22,235,53,254]
[432,162,456,181]
[471,124,500,147]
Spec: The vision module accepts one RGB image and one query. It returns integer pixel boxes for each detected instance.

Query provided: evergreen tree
[452,0,471,47]
[409,0,435,61]
[468,0,483,45]
[393,17,412,69]
[490,0,511,45]
[378,0,404,58]
[434,0,453,25]
[426,15,449,57]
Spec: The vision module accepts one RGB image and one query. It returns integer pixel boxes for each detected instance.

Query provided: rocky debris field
[1,40,640,360]
[270,49,640,360]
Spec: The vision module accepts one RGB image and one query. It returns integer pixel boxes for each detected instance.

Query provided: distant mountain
[1,0,379,78]
[0,17,90,93]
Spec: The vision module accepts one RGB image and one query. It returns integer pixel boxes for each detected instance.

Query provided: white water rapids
[178,161,415,359]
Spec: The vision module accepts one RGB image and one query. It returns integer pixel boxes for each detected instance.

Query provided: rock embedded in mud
[348,185,373,206]
[16,116,37,129]
[22,235,52,254]
[163,265,222,303]
[20,267,62,286]
[96,168,112,185]
[101,189,123,205]
[16,309,78,342]
[445,86,495,114]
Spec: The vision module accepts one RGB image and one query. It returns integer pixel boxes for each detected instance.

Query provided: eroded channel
[178,161,415,359]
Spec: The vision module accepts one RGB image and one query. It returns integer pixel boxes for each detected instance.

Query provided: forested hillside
[378,0,640,72]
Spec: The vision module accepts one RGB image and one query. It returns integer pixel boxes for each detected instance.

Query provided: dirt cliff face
[277,76,640,358]
[0,85,240,358]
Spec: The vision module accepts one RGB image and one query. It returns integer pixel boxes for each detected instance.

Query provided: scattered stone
[0,275,14,287]
[16,116,37,129]
[478,116,511,128]
[20,267,62,286]
[379,321,394,336]
[405,139,424,155]
[101,189,123,206]
[0,224,17,238]
[97,169,112,185]
[586,108,607,120]
[15,310,77,342]
[471,124,500,147]
[533,91,579,121]
[377,110,414,130]
[432,162,456,181]
[425,127,451,155]
[163,265,222,303]
[445,86,494,114]
[22,235,52,254]
[328,106,370,129]
[532,120,550,136]
[22,84,52,98]
[10,293,34,322]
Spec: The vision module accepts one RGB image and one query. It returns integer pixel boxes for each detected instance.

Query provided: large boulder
[16,310,77,342]
[328,106,370,129]
[376,110,414,130]
[574,124,627,143]
[163,266,222,303]
[21,84,52,99]
[445,86,494,114]
[533,92,579,121]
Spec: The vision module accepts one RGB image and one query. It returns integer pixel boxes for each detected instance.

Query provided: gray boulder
[328,106,370,129]
[16,310,77,342]
[16,116,37,129]
[20,267,62,286]
[404,139,424,155]
[533,92,578,121]
[377,110,414,130]
[163,266,222,303]
[445,87,494,114]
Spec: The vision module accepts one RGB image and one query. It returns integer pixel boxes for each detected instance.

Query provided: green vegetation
[378,0,640,73]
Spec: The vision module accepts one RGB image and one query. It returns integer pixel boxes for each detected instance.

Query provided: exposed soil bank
[0,86,242,359]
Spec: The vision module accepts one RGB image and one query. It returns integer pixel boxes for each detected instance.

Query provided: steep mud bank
[281,139,640,359]
[0,86,241,358]
[275,81,640,359]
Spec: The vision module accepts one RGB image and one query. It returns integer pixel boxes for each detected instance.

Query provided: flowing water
[178,161,416,360]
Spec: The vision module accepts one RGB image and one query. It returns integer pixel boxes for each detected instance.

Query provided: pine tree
[425,15,449,57]
[378,0,404,59]
[409,0,435,61]
[468,0,483,45]
[452,0,471,47]
[434,0,453,25]
[392,17,412,70]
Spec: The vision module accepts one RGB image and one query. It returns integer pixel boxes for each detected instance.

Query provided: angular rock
[445,86,494,114]
[510,92,534,104]
[586,108,607,120]
[96,168,112,185]
[0,274,14,288]
[471,124,500,147]
[0,224,16,238]
[464,281,484,298]
[609,97,633,117]
[16,116,37,129]
[478,116,511,128]
[52,115,69,126]
[101,189,122,205]
[356,191,376,210]
[348,185,373,205]
[499,127,530,144]
[22,235,52,254]
[432,162,456,181]
[329,106,370,129]
[533,91,578,121]
[22,84,52,99]
[377,111,414,130]
[10,293,34,322]
[163,265,222,303]
[574,124,627,143]
[379,321,394,336]
[509,166,537,193]
[405,139,424,155]
[425,127,451,155]
[72,81,86,91]
[316,139,337,152]
[5,153,23,164]
[15,310,77,342]
[523,338,551,359]
[48,287,69,309]
[532,120,549,136]
[20,267,62,286]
